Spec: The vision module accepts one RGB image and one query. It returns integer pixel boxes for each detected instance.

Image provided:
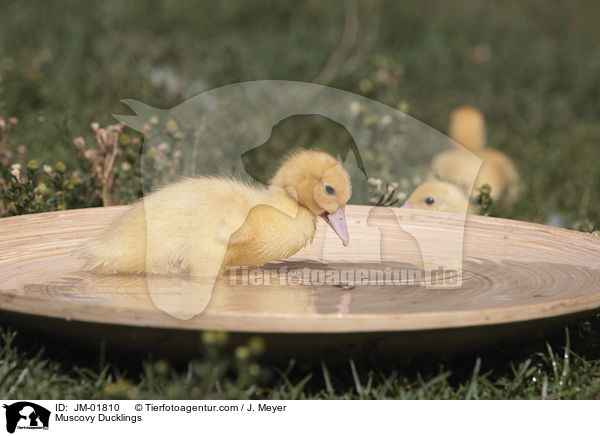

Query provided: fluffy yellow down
[77,150,352,280]
[432,106,520,205]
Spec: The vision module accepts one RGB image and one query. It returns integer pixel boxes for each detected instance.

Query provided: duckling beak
[321,207,349,246]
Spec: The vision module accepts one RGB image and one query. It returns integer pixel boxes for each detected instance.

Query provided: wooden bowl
[1,206,599,356]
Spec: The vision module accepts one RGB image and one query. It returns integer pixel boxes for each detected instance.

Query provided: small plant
[368,178,404,207]
[358,55,405,106]
[139,121,183,194]
[572,218,596,234]
[0,116,18,155]
[0,112,92,216]
[74,123,125,207]
[0,118,189,216]
[376,183,400,207]
[476,184,493,216]
[0,159,93,216]
[139,331,268,399]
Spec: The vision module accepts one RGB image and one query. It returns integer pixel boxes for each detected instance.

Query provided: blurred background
[1,0,599,227]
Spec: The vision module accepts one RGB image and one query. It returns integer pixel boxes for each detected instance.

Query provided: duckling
[447,105,486,152]
[78,150,352,279]
[402,181,474,214]
[432,106,520,205]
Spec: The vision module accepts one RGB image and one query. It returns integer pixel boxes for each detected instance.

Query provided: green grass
[3,319,600,400]
[1,0,600,399]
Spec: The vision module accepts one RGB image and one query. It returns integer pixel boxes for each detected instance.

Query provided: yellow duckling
[431,106,520,204]
[447,105,486,152]
[402,181,474,214]
[78,150,352,279]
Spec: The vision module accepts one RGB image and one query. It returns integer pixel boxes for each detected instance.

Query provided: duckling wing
[431,149,481,192]
[226,202,312,267]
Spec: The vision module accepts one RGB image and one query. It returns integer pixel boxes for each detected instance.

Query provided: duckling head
[402,181,469,214]
[271,150,352,246]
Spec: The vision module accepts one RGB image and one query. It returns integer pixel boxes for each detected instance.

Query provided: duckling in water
[78,150,352,279]
[432,106,520,205]
[402,181,474,214]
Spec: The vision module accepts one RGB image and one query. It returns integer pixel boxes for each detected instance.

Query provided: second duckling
[432,106,520,205]
[402,181,474,214]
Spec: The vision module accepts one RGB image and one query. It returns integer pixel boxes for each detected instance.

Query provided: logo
[2,402,50,434]
[112,81,480,320]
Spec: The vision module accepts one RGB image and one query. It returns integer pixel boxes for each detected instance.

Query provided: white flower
[349,101,362,117]
[73,137,86,149]
[43,164,52,174]
[397,100,409,113]
[379,115,392,126]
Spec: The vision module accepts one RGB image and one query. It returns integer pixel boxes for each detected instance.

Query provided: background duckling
[431,106,520,205]
[78,150,352,280]
[447,105,486,152]
[402,180,474,214]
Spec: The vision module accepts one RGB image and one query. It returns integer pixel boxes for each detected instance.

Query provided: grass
[1,0,600,399]
[3,319,600,400]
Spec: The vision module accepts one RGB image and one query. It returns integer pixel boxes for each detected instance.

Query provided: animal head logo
[3,402,50,434]
[110,80,481,319]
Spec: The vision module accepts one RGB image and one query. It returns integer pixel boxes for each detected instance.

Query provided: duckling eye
[425,197,435,205]
[325,185,335,196]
